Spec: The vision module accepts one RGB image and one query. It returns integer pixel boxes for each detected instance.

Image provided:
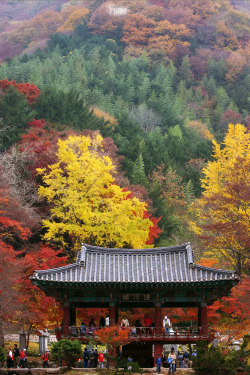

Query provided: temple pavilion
[31,243,238,366]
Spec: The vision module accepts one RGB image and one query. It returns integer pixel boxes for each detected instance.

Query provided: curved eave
[31,278,238,289]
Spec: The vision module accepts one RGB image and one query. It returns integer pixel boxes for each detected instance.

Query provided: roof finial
[77,244,87,267]
[186,243,194,267]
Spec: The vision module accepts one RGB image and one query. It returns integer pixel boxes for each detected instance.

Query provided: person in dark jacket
[83,347,90,368]
[93,348,99,367]
[99,316,105,327]
[13,344,20,368]
[178,352,184,368]
[183,350,189,367]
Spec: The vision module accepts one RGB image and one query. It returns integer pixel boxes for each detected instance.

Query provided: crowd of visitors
[6,344,28,368]
[64,314,187,337]
[76,347,104,368]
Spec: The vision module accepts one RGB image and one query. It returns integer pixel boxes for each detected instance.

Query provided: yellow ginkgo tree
[189,124,250,275]
[37,134,152,257]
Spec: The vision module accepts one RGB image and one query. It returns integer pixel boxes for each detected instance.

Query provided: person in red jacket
[42,351,49,368]
[144,314,152,335]
[98,351,104,368]
[19,349,27,368]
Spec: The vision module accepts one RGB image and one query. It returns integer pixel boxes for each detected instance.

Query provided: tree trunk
[236,252,242,276]
[26,323,33,350]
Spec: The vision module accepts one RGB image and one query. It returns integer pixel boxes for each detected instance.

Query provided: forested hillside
[0,0,249,340]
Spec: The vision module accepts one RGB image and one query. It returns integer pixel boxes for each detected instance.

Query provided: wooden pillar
[109,302,116,327]
[154,302,163,364]
[70,305,76,326]
[63,303,70,335]
[199,303,207,335]
[154,342,163,365]
[198,306,201,324]
[154,302,162,335]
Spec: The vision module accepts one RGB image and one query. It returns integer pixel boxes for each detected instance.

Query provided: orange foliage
[198,257,220,268]
[148,19,191,57]
[91,107,118,128]
[30,11,63,34]
[164,5,199,28]
[122,14,155,46]
[94,325,130,353]
[185,121,214,141]
[57,7,89,32]
[154,20,191,39]
[225,50,247,82]
[167,0,220,20]
[215,21,239,51]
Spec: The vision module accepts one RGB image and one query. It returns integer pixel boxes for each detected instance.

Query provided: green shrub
[50,339,82,368]
[193,341,249,375]
[116,358,142,374]
[0,346,5,367]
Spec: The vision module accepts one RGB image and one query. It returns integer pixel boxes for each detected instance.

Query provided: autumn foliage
[0,79,40,105]
[190,124,250,275]
[38,134,160,256]
[94,326,130,355]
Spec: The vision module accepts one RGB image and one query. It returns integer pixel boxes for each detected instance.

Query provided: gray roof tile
[31,243,238,284]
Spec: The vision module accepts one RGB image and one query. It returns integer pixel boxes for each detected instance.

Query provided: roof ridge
[194,263,237,275]
[84,243,189,253]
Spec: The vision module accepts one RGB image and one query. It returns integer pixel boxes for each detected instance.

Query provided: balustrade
[55,325,213,343]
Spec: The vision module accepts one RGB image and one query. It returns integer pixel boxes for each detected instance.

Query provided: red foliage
[207,275,250,338]
[189,55,208,79]
[219,110,242,132]
[143,211,162,245]
[19,122,73,179]
[123,187,161,245]
[28,118,46,128]
[94,325,130,354]
[20,244,68,329]
[0,79,40,104]
[0,177,31,244]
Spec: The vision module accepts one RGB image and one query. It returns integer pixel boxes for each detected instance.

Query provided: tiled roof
[31,243,238,285]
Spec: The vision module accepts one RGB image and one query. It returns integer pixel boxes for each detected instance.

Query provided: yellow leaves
[57,7,89,32]
[201,124,250,195]
[154,20,191,38]
[91,107,118,128]
[37,134,152,255]
[185,121,215,141]
[189,124,250,273]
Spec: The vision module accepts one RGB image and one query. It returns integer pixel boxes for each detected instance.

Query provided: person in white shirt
[163,316,171,334]
[121,316,129,328]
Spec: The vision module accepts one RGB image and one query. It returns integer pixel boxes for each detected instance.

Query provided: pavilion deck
[55,326,214,344]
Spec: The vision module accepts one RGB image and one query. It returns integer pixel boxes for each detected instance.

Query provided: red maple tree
[0,79,40,105]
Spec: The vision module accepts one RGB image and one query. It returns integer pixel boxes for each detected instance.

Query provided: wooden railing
[55,326,214,343]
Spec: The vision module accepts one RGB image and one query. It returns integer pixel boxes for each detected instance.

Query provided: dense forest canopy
[0,0,249,342]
